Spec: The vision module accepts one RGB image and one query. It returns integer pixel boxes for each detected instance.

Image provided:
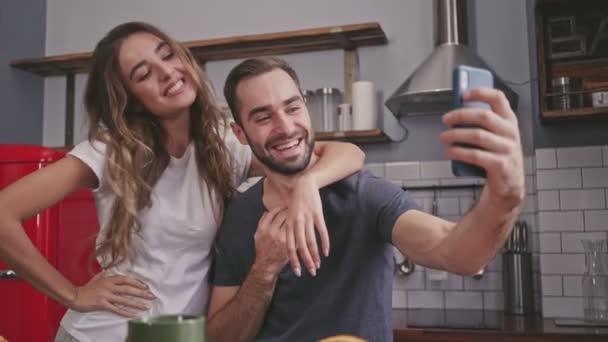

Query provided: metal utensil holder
[503,220,534,315]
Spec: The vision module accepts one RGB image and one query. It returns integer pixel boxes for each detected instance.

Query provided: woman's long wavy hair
[85,22,235,268]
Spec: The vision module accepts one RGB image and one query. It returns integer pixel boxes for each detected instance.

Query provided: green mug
[128,315,206,342]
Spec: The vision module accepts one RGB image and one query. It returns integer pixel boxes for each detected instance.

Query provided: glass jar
[550,76,582,110]
[581,239,608,321]
[314,87,342,132]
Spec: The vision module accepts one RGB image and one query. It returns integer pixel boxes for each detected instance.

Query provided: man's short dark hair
[223,57,302,126]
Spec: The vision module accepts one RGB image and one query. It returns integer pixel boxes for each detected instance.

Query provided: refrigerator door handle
[0,270,18,280]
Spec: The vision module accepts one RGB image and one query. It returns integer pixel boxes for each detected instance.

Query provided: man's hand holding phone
[441,79,525,212]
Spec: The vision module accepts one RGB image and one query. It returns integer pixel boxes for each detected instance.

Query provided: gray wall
[363,0,536,162]
[41,0,534,161]
[527,0,608,149]
[0,1,46,144]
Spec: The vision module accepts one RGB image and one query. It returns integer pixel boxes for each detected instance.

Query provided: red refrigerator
[0,145,100,342]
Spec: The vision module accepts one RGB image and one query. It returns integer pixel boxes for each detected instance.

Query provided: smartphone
[451,65,493,178]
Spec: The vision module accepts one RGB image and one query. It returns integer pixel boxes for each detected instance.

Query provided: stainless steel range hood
[385,0,518,117]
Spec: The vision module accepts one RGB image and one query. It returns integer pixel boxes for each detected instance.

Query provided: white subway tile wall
[483,291,504,310]
[538,211,584,232]
[559,189,605,210]
[556,146,603,168]
[445,291,483,309]
[543,297,584,318]
[539,233,562,253]
[426,273,464,290]
[585,210,608,230]
[536,169,582,190]
[540,254,585,275]
[582,168,608,188]
[537,191,559,211]
[385,162,421,180]
[535,145,608,319]
[392,290,408,309]
[562,276,583,297]
[541,275,563,296]
[373,157,536,311]
[407,291,445,309]
[535,148,557,169]
[420,161,453,179]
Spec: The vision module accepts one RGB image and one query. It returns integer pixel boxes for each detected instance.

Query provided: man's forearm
[439,187,521,275]
[207,263,278,342]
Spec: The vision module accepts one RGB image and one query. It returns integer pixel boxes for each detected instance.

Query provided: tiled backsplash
[368,157,537,311]
[536,145,608,319]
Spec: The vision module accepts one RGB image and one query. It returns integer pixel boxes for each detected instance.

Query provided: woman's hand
[69,274,155,317]
[285,175,328,277]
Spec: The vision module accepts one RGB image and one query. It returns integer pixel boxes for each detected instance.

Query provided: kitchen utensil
[394,247,415,276]
[503,220,534,315]
[503,252,534,315]
[396,257,415,276]
[472,268,484,280]
[520,221,529,253]
[513,221,520,253]
[128,315,206,342]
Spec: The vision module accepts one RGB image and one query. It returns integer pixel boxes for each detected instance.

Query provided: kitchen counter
[393,309,608,341]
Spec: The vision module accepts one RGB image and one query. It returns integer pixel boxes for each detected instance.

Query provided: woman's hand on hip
[69,274,155,317]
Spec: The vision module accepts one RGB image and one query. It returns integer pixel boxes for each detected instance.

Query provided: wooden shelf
[11,22,387,76]
[542,107,608,120]
[9,22,396,145]
[315,129,391,143]
[552,59,608,78]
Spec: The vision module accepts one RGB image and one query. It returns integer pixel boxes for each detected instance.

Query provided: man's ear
[230,121,249,145]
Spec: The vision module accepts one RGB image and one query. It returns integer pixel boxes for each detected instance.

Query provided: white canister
[591,91,608,107]
[337,103,352,132]
[351,81,377,130]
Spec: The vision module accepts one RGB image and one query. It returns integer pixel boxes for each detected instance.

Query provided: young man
[207,57,525,341]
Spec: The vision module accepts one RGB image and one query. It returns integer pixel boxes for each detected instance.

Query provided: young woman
[0,22,364,342]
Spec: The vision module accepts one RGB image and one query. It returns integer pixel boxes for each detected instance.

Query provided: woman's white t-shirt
[60,131,251,342]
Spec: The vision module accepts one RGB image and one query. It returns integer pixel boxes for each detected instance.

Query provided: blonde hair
[84,22,234,268]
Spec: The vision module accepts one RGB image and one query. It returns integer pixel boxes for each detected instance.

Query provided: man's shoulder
[229,178,264,208]
[222,179,265,232]
[328,168,388,193]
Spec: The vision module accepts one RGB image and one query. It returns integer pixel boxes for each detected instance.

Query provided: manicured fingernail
[316,261,321,269]
[309,268,316,277]
[295,268,301,277]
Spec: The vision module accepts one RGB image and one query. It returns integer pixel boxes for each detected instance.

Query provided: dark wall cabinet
[536,0,608,121]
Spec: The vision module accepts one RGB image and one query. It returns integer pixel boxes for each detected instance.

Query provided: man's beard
[247,130,315,176]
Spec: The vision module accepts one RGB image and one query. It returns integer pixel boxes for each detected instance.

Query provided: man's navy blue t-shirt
[210,169,418,341]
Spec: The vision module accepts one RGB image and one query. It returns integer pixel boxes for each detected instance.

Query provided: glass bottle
[581,239,608,321]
